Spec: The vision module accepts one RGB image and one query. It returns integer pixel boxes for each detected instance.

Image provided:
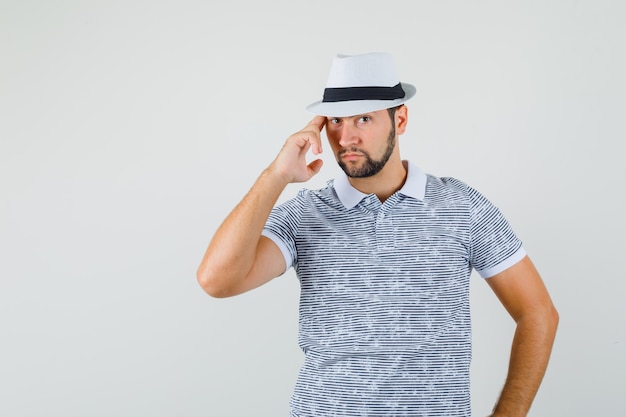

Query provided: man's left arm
[485,255,559,417]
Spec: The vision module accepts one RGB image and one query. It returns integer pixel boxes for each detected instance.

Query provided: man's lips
[340,151,364,161]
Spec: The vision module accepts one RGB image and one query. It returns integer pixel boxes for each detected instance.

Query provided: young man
[197,52,558,417]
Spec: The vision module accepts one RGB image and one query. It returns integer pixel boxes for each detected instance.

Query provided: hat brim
[305,83,416,117]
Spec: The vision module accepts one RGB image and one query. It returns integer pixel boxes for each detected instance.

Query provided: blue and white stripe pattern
[262,162,525,417]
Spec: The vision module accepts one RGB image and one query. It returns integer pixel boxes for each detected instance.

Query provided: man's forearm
[491,309,559,416]
[196,116,325,297]
[196,166,289,295]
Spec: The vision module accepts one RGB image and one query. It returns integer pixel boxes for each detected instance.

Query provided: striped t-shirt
[262,161,525,417]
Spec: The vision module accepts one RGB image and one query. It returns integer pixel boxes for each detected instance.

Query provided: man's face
[325,108,397,178]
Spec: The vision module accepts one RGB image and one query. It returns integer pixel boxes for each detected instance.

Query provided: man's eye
[359,116,371,123]
[329,118,341,124]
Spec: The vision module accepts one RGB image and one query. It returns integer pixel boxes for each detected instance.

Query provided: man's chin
[340,165,379,179]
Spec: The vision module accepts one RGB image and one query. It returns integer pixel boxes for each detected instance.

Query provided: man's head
[324,104,407,178]
[305,52,414,178]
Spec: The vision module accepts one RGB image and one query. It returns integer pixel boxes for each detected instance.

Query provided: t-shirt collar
[333,161,427,209]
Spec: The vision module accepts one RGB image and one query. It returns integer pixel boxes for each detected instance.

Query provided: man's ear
[395,105,408,135]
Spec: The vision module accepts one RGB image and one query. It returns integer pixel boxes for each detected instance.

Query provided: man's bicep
[485,255,555,322]
[229,236,287,296]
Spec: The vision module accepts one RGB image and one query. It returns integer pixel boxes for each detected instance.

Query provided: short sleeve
[261,190,306,271]
[465,184,526,278]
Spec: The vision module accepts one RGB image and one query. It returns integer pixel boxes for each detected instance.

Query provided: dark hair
[387,104,404,122]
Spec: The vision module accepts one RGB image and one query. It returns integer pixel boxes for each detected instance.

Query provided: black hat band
[322,83,405,103]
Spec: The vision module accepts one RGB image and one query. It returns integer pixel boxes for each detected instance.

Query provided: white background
[1,1,625,416]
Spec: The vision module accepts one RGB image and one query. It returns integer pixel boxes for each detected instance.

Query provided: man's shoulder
[296,179,337,198]
[280,180,340,208]
[424,174,472,199]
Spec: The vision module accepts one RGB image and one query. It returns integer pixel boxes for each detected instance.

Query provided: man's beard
[337,124,396,178]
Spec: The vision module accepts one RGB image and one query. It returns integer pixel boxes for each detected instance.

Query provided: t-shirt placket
[360,195,397,253]
[375,208,395,252]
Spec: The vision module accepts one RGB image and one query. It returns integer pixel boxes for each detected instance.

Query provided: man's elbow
[531,302,560,338]
[517,302,559,339]
[196,265,236,298]
[547,304,560,334]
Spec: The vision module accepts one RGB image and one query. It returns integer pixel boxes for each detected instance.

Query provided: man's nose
[338,124,359,147]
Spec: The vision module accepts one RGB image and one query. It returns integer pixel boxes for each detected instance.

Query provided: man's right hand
[269,115,326,184]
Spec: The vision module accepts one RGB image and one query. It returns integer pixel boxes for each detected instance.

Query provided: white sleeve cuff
[479,246,527,279]
[261,229,293,271]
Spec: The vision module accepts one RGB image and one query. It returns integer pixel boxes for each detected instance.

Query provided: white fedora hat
[306,52,416,117]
